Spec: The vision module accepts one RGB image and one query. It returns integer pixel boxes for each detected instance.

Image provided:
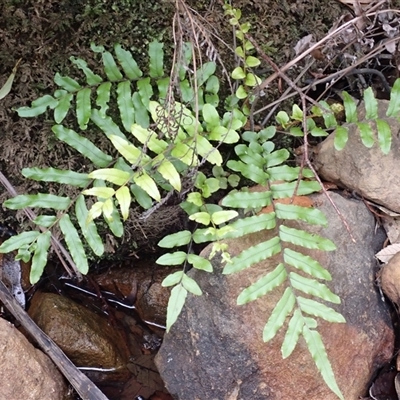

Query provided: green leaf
[0,61,17,100]
[291,104,303,121]
[132,92,150,128]
[211,210,238,225]
[83,186,115,198]
[387,78,400,117]
[245,56,261,67]
[290,272,340,303]
[231,67,246,80]
[131,124,168,154]
[264,149,290,168]
[166,284,187,332]
[115,186,131,221]
[298,297,345,323]
[357,122,374,148]
[30,232,51,284]
[75,195,104,256]
[187,254,213,272]
[222,190,271,208]
[237,263,287,304]
[203,103,220,128]
[103,201,124,237]
[117,80,135,132]
[275,204,327,226]
[17,95,58,117]
[206,75,220,94]
[52,125,112,167]
[271,180,320,198]
[171,142,198,166]
[149,40,164,78]
[227,160,268,184]
[91,109,128,140]
[263,287,295,342]
[134,172,160,201]
[76,87,91,130]
[342,91,357,123]
[280,225,336,251]
[189,211,211,225]
[196,62,216,87]
[195,136,222,166]
[96,82,111,118]
[137,77,153,108]
[101,50,123,81]
[54,91,73,124]
[283,249,332,280]
[54,73,81,91]
[303,327,345,400]
[363,87,378,119]
[224,236,281,274]
[59,214,89,274]
[87,201,104,223]
[276,111,289,127]
[311,127,328,137]
[162,271,184,287]
[156,158,181,191]
[181,274,202,295]
[22,167,90,187]
[114,44,142,79]
[33,215,57,227]
[108,134,143,165]
[158,230,192,248]
[157,77,170,100]
[130,184,152,209]
[4,194,70,210]
[333,126,349,151]
[89,168,131,185]
[376,119,391,154]
[69,56,103,85]
[244,73,261,87]
[223,214,276,238]
[235,85,248,99]
[0,231,40,253]
[157,251,187,265]
[281,308,304,358]
[102,197,114,221]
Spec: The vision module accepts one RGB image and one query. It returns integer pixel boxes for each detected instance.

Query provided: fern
[1,6,400,399]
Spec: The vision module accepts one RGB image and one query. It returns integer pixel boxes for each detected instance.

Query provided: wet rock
[95,263,177,328]
[0,317,70,400]
[314,99,400,213]
[28,292,130,382]
[156,192,393,400]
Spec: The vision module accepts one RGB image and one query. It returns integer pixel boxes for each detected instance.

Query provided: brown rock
[0,317,69,400]
[156,192,393,400]
[314,99,400,213]
[95,263,176,327]
[381,252,400,306]
[28,292,130,381]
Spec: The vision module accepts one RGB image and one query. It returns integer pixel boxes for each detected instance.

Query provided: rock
[94,263,177,328]
[0,317,69,400]
[380,251,400,306]
[155,192,393,400]
[314,99,400,213]
[28,292,130,382]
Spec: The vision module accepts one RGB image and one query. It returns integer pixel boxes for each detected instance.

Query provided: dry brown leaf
[376,243,400,263]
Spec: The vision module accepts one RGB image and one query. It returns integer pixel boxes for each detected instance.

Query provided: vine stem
[0,171,82,279]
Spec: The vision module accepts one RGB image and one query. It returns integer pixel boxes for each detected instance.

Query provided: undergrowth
[1,5,399,399]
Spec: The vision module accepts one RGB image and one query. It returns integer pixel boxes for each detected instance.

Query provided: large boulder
[314,99,400,213]
[0,318,69,400]
[155,192,393,399]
